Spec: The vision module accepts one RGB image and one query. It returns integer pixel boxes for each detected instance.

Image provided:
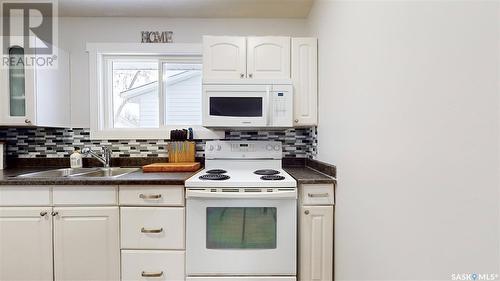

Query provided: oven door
[203,84,270,127]
[186,189,297,276]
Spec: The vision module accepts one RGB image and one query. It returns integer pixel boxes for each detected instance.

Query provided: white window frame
[87,43,224,140]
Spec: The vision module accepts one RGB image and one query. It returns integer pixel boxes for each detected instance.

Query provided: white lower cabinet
[0,207,53,281]
[121,250,185,281]
[119,185,186,281]
[53,207,120,281]
[298,183,335,281]
[299,206,333,281]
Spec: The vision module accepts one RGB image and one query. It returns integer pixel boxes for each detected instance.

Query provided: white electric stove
[185,141,297,281]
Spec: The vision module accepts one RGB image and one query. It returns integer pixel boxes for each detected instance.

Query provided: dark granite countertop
[0,168,197,186]
[284,166,336,184]
[0,159,336,186]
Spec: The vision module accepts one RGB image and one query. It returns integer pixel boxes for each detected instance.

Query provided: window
[105,57,202,129]
[88,43,223,139]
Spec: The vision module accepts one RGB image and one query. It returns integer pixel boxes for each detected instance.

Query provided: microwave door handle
[266,86,271,125]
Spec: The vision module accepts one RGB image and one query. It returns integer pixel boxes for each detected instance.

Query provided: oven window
[206,207,277,249]
[209,97,263,117]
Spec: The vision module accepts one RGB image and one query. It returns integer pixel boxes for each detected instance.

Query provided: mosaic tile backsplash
[0,127,317,159]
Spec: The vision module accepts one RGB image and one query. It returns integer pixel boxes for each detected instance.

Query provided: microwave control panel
[269,85,293,127]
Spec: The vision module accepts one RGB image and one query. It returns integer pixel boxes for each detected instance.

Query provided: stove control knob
[274,145,281,151]
[208,145,214,151]
[216,145,222,151]
[266,145,273,151]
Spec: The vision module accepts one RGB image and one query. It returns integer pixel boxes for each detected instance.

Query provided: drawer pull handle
[141,271,163,277]
[139,194,162,200]
[308,193,329,198]
[141,227,163,234]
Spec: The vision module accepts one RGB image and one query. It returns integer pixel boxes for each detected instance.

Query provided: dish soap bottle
[70,147,83,168]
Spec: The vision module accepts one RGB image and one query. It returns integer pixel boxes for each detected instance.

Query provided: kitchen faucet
[81,146,112,168]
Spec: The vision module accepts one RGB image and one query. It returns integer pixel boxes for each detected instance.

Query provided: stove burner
[261,175,285,181]
[206,169,227,174]
[254,169,280,176]
[199,174,230,181]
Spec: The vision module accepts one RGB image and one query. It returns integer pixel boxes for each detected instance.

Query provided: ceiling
[58,0,314,18]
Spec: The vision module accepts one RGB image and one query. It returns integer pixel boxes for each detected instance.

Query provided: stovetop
[185,140,297,188]
[185,167,297,188]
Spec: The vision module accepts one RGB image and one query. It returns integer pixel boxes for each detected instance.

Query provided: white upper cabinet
[203,36,247,80]
[247,36,291,79]
[292,38,318,126]
[203,36,291,80]
[0,39,70,127]
[203,35,318,127]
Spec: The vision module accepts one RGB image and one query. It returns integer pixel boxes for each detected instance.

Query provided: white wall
[308,1,499,280]
[59,17,308,127]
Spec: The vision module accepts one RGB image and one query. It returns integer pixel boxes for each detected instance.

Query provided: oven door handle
[265,85,272,126]
[186,190,297,199]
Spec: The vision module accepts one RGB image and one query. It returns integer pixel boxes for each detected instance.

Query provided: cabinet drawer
[0,186,51,206]
[119,185,184,206]
[52,186,117,205]
[121,250,184,281]
[121,207,184,249]
[300,184,334,205]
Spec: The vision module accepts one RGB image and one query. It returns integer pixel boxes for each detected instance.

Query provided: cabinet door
[0,207,53,281]
[53,207,120,281]
[247,36,290,79]
[299,206,333,281]
[1,42,36,126]
[292,38,318,126]
[203,36,247,80]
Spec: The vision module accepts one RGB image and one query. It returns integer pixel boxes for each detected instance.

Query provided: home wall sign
[141,31,173,43]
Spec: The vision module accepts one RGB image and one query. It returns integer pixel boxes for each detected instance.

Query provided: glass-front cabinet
[1,44,36,126]
[8,46,26,117]
[0,39,69,127]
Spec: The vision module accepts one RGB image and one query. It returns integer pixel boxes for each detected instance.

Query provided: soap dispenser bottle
[70,147,83,168]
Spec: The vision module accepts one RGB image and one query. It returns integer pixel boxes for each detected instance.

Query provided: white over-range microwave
[202,81,293,128]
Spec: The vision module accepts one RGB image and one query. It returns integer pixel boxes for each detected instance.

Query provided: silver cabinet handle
[248,73,253,78]
[308,193,329,198]
[240,73,245,78]
[40,211,48,217]
[51,211,59,216]
[139,194,162,200]
[141,271,164,278]
[141,227,163,234]
[304,210,310,215]
[294,119,299,123]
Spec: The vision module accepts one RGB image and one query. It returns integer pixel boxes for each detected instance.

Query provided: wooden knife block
[168,141,196,163]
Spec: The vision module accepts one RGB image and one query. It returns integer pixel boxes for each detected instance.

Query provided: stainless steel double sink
[16,167,140,179]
